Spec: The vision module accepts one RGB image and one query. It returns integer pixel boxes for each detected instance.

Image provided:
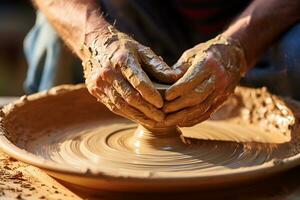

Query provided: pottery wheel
[1,84,300,192]
[27,122,273,174]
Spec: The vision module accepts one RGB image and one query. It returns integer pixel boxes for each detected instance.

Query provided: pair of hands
[83,26,247,128]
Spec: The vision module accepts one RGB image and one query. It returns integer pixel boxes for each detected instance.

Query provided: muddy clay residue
[0,152,79,199]
[1,84,300,187]
[25,122,276,175]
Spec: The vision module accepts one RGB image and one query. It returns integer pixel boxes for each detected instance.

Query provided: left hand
[163,35,247,127]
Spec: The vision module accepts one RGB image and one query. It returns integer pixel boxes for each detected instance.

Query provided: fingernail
[165,91,174,101]
[153,95,164,108]
[154,113,165,122]
[162,106,168,113]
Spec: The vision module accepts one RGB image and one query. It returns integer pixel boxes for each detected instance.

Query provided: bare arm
[32,0,181,128]
[223,0,300,69]
[164,0,300,127]
[32,0,110,60]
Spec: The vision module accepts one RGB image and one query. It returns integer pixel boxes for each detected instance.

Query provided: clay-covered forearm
[223,0,300,70]
[32,0,111,60]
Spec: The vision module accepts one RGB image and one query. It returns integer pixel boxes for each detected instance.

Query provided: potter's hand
[163,35,247,127]
[83,26,178,127]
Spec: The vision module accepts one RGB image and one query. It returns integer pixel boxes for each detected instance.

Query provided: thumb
[172,43,206,79]
[137,44,181,83]
[171,59,190,79]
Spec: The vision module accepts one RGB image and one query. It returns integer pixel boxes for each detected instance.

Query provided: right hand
[83,26,180,127]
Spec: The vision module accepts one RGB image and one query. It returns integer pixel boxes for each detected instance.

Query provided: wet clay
[182,87,294,143]
[1,84,300,191]
[24,122,277,174]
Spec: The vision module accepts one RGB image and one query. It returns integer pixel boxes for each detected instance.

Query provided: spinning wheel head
[0,84,299,192]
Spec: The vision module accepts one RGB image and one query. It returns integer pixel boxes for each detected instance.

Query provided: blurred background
[0,1,35,96]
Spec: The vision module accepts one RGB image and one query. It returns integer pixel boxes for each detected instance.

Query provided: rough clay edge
[0,84,300,183]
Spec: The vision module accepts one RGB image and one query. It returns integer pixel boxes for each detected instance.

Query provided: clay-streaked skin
[31,0,300,128]
[1,85,299,186]
[84,35,248,128]
[30,0,249,129]
[163,36,247,127]
[31,0,182,128]
[83,26,181,127]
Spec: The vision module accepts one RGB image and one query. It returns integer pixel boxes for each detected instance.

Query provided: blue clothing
[242,23,300,98]
[23,1,300,99]
[24,12,60,93]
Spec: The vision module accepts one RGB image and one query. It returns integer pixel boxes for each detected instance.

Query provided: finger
[86,62,162,124]
[97,93,154,127]
[178,111,211,127]
[178,95,228,127]
[163,94,215,127]
[166,52,216,101]
[163,77,215,113]
[171,60,189,78]
[171,46,204,77]
[99,86,157,127]
[110,70,165,122]
[115,51,163,108]
[90,88,127,118]
[137,44,181,83]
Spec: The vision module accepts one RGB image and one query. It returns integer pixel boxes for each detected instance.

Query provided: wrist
[80,24,118,61]
[77,3,115,59]
[81,25,123,80]
[221,35,248,77]
[221,15,254,69]
[208,35,247,78]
